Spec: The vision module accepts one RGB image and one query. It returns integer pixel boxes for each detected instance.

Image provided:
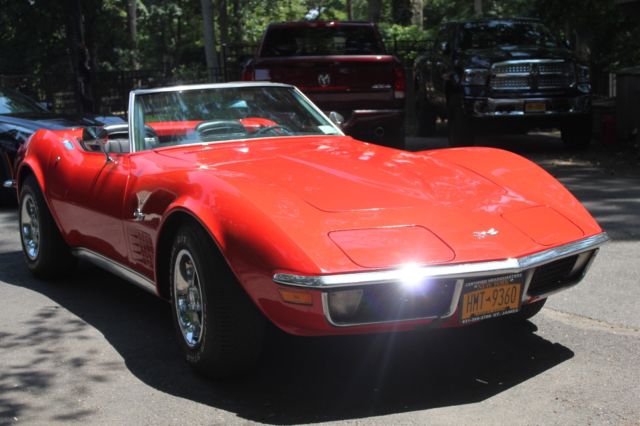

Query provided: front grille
[527,255,579,296]
[491,60,576,91]
[328,279,457,325]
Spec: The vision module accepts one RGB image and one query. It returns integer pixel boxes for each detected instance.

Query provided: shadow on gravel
[0,253,574,424]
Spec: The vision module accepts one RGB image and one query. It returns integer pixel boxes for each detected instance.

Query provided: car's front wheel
[169,223,265,378]
[19,175,76,278]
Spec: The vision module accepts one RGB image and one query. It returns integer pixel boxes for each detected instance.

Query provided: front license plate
[525,101,546,113]
[460,274,522,324]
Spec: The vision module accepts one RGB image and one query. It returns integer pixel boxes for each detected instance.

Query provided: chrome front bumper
[273,233,608,327]
[468,94,591,118]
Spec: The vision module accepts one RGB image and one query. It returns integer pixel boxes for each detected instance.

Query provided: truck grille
[491,60,576,91]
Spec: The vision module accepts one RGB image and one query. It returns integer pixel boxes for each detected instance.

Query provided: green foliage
[378,23,429,42]
[0,0,637,81]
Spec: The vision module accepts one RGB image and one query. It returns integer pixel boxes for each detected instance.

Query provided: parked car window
[0,89,46,115]
[261,26,385,57]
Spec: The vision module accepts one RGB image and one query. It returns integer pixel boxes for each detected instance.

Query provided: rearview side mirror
[82,126,114,163]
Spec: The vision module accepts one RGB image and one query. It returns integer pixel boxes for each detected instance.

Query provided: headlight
[577,65,591,84]
[463,68,490,86]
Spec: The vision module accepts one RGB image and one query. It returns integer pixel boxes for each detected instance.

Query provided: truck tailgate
[250,55,399,109]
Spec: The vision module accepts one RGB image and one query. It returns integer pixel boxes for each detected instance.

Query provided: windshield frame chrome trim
[128,83,343,153]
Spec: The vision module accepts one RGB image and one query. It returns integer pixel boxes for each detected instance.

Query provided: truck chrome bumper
[468,95,591,118]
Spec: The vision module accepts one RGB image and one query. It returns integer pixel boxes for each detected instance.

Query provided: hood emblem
[473,228,499,239]
[318,73,331,87]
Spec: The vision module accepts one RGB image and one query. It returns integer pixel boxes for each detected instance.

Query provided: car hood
[157,137,593,269]
[0,112,123,132]
[460,46,575,68]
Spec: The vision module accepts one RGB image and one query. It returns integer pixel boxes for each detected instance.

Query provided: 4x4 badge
[473,228,499,239]
[318,73,331,87]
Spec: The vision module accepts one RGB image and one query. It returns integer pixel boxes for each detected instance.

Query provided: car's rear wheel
[447,93,475,147]
[169,223,265,378]
[19,175,76,278]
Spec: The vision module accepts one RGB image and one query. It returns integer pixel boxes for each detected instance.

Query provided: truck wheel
[416,97,437,137]
[19,175,76,278]
[385,124,406,150]
[447,94,475,147]
[561,116,593,150]
[169,223,265,378]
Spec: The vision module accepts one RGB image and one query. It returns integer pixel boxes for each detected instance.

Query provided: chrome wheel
[173,249,204,348]
[20,193,40,261]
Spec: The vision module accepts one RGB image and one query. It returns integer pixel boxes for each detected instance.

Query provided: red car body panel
[18,127,604,336]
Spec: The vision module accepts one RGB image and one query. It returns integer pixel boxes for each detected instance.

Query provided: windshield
[261,25,385,57]
[132,85,341,151]
[0,89,47,115]
[459,21,560,50]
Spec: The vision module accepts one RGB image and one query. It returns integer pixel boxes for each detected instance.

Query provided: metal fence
[1,38,614,116]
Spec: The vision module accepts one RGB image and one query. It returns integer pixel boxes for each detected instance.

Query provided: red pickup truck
[242,21,406,148]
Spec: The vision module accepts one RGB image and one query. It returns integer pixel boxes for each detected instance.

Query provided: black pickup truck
[414,18,593,148]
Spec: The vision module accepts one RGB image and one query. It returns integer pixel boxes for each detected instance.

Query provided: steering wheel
[253,125,293,136]
[143,125,160,149]
[195,120,248,140]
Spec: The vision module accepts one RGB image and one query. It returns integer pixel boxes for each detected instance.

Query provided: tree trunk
[411,0,423,28]
[200,0,219,77]
[392,0,411,25]
[346,0,353,20]
[67,0,94,113]
[368,0,383,22]
[126,0,138,69]
[474,0,483,17]
[218,0,229,46]
[231,0,243,44]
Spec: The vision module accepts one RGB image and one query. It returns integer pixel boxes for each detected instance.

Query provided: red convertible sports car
[14,82,607,377]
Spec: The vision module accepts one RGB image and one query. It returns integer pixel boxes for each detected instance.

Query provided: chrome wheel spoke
[173,249,204,348]
[20,195,40,261]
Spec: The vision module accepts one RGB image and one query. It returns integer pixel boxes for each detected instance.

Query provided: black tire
[416,96,437,137]
[561,116,593,150]
[19,175,76,278]
[0,151,17,207]
[511,299,547,322]
[169,223,265,378]
[384,124,406,150]
[447,93,475,147]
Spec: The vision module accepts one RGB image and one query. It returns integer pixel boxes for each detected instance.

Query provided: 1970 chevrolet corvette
[14,82,607,377]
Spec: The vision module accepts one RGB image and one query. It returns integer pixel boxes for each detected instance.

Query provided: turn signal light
[278,288,314,305]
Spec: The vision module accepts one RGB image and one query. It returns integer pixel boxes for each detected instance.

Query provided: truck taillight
[242,65,254,81]
[394,64,406,100]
